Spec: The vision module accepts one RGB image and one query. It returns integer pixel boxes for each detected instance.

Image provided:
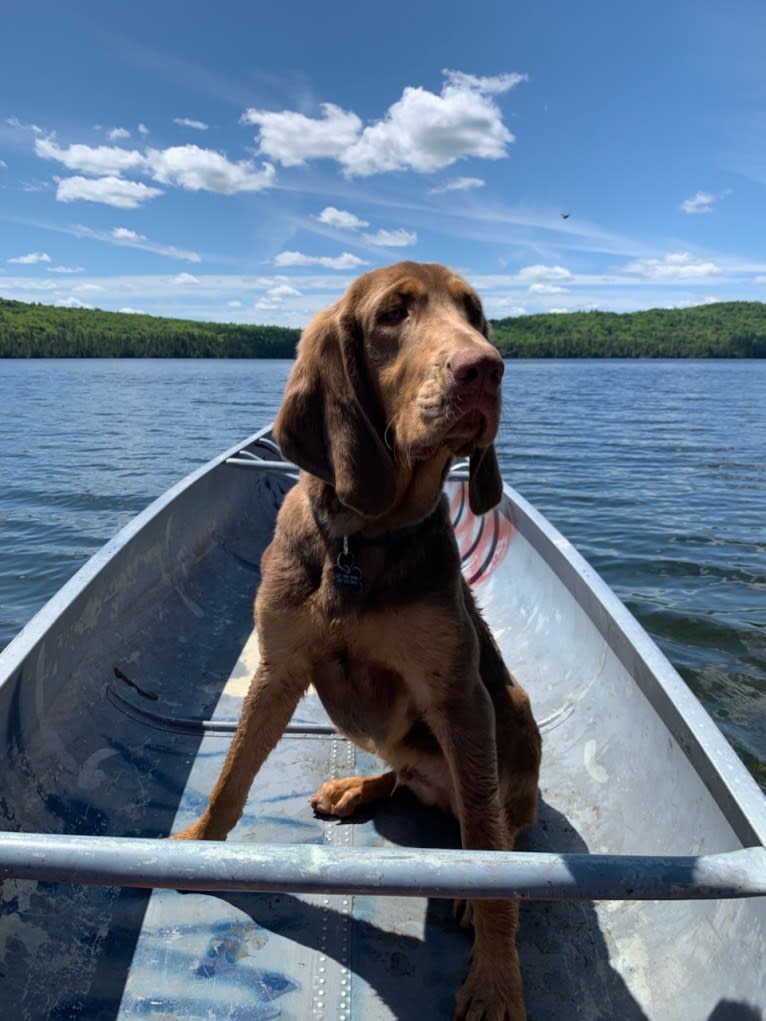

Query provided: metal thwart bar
[225,451,471,481]
[1,833,764,901]
[226,457,298,472]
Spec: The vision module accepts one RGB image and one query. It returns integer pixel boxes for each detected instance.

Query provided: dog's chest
[313,653,413,748]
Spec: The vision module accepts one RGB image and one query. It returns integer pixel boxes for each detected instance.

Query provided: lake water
[0,358,764,789]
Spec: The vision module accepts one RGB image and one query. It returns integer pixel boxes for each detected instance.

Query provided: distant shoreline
[2,296,765,358]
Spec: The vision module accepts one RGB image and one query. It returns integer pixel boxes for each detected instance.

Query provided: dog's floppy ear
[468,444,503,515]
[274,304,397,517]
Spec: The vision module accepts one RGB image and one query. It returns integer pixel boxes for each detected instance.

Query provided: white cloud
[274,250,368,270]
[681,189,730,214]
[243,68,525,177]
[317,206,369,230]
[112,227,143,242]
[254,281,305,312]
[119,306,146,314]
[340,69,525,176]
[527,282,567,294]
[48,265,85,274]
[72,283,105,294]
[36,137,146,176]
[242,103,362,166]
[35,136,275,198]
[8,251,51,264]
[517,264,573,282]
[681,190,715,214]
[55,296,93,308]
[173,272,199,284]
[107,127,131,141]
[138,123,150,136]
[0,158,7,169]
[429,176,486,194]
[174,117,209,131]
[267,283,302,298]
[146,145,275,193]
[362,228,417,247]
[623,251,719,280]
[55,175,163,208]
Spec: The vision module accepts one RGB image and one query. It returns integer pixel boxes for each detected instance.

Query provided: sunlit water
[1,358,763,788]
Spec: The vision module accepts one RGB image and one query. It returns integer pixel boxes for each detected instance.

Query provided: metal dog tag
[333,538,363,592]
[332,563,363,591]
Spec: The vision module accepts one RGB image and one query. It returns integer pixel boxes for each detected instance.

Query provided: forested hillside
[0,299,299,358]
[491,302,766,357]
[1,296,765,358]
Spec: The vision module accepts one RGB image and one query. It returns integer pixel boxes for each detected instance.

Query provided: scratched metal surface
[0,434,764,1020]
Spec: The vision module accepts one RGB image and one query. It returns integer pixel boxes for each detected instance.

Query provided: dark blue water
[1,358,764,788]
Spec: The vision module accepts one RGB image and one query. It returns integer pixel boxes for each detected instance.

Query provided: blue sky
[2,0,765,326]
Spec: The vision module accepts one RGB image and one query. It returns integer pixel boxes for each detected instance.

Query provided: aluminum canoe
[0,429,764,1021]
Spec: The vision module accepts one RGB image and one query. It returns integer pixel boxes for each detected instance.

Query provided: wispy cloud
[362,228,417,247]
[429,176,485,194]
[274,250,368,270]
[73,224,201,262]
[7,115,44,135]
[8,251,51,264]
[516,264,573,283]
[173,117,209,131]
[622,251,719,280]
[681,189,730,214]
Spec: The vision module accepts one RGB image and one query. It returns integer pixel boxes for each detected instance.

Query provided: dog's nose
[448,347,505,392]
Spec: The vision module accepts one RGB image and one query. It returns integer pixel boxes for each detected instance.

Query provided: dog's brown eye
[378,303,408,326]
[464,294,484,330]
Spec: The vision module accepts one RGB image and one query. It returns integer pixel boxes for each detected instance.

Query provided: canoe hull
[0,431,764,1020]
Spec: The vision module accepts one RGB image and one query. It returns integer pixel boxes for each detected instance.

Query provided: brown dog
[173,261,541,1021]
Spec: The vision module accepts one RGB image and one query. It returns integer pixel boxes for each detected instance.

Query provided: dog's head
[274,261,504,519]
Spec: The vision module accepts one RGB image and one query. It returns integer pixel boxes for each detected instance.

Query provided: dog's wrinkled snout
[448,346,505,393]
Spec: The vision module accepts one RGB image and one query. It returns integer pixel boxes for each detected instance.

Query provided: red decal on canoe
[450,482,515,586]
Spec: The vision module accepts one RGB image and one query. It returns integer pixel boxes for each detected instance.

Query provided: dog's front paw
[310,777,367,817]
[454,960,526,1021]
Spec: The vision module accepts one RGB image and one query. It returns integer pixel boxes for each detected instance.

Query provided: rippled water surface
[1,358,764,787]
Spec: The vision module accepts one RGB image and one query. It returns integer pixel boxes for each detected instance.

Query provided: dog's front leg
[426,682,527,1021]
[172,662,307,841]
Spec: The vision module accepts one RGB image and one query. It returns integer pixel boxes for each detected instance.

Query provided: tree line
[0,300,298,358]
[491,302,766,358]
[1,296,765,358]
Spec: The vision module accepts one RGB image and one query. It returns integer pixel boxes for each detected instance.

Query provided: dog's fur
[173,262,541,1021]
